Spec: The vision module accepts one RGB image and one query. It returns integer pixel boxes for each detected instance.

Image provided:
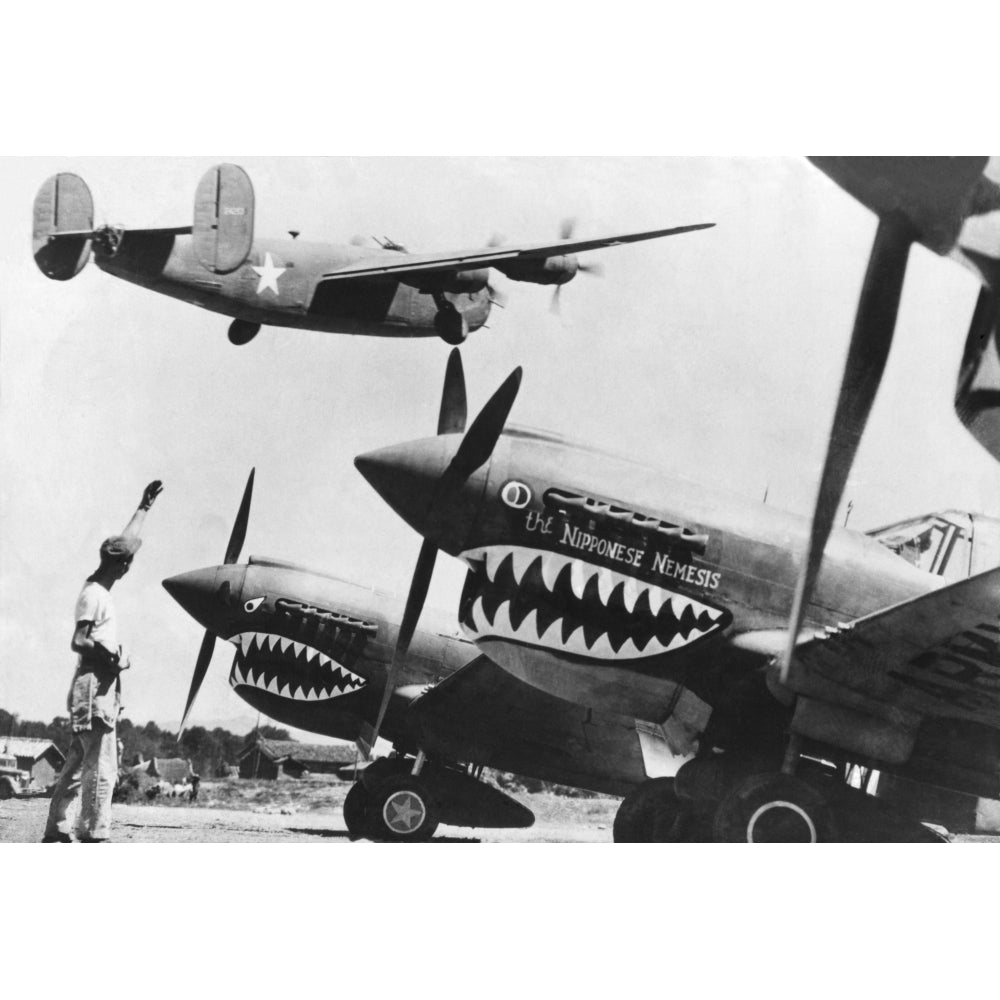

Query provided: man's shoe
[77,835,109,843]
[41,832,72,843]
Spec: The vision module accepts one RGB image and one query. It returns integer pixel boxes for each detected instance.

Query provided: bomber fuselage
[95,231,491,338]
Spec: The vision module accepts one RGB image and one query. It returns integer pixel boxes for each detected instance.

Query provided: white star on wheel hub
[383,791,426,834]
[252,252,286,295]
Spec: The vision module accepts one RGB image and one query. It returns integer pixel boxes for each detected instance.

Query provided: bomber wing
[407,655,669,796]
[320,223,714,281]
[782,565,1000,729]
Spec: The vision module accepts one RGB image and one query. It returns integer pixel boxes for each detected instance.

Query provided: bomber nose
[355,436,486,554]
[163,565,241,632]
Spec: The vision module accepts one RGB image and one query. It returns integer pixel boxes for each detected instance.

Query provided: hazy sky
[2,156,996,732]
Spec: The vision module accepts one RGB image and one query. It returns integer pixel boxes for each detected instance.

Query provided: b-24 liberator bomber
[32,163,713,347]
[356,362,1000,842]
[162,362,693,842]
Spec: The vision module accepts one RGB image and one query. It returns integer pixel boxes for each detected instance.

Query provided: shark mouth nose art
[459,546,729,661]
[228,632,366,701]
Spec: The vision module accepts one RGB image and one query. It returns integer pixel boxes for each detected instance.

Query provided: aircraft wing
[783,565,1000,729]
[407,654,652,796]
[320,223,715,281]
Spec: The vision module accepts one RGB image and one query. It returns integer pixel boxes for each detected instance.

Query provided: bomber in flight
[32,163,713,347]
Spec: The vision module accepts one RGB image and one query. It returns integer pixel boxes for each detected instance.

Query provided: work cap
[99,535,142,562]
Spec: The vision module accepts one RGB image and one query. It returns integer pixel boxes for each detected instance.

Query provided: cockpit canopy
[868,510,1000,581]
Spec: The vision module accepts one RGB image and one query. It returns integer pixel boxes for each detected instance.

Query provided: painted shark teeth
[460,544,728,662]
[226,631,366,700]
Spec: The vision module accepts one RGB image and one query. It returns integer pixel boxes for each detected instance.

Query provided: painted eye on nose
[244,597,266,613]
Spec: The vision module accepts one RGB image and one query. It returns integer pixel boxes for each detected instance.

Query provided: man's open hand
[141,480,164,510]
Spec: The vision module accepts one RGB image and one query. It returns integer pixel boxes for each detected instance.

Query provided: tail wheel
[367,775,439,842]
[343,782,369,839]
[714,773,838,843]
[613,778,709,842]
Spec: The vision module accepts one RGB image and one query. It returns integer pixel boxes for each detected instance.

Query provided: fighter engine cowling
[494,254,579,286]
[418,268,491,295]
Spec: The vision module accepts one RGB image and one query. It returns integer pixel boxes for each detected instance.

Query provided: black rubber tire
[366,775,440,842]
[613,778,708,842]
[0,779,15,800]
[343,782,369,839]
[714,773,838,843]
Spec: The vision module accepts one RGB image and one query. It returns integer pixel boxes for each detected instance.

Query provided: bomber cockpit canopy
[868,510,1000,581]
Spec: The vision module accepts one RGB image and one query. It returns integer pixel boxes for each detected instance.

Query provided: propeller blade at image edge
[780,215,913,682]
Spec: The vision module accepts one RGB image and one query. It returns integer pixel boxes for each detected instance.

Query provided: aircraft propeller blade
[578,261,604,278]
[361,362,522,758]
[178,630,217,738]
[559,218,576,241]
[366,537,438,755]
[177,467,255,739]
[444,367,522,483]
[779,215,913,683]
[438,348,467,434]
[224,468,255,564]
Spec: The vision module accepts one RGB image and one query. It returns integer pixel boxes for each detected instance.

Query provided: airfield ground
[0,777,619,843]
[4,778,998,843]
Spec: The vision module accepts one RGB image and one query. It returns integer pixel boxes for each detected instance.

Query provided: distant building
[237,737,359,780]
[127,757,194,784]
[0,736,65,788]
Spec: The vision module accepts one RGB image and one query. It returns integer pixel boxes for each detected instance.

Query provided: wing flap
[784,566,1000,727]
[320,223,714,282]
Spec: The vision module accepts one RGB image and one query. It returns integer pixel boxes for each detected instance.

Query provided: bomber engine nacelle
[417,268,491,295]
[32,173,95,280]
[192,163,255,274]
[494,254,579,286]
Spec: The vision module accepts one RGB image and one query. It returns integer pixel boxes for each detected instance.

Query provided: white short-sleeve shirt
[75,580,117,657]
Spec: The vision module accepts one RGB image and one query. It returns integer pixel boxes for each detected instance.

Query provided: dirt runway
[0,794,618,843]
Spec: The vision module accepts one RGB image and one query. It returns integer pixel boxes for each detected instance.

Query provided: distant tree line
[1,707,290,777]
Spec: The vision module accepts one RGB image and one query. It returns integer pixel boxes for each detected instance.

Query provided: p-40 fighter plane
[355,363,1000,842]
[161,364,694,842]
[31,163,713,347]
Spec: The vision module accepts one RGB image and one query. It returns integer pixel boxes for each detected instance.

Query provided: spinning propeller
[176,468,255,737]
[550,218,603,314]
[359,350,522,757]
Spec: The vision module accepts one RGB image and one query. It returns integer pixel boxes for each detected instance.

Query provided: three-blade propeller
[360,349,521,757]
[177,468,255,737]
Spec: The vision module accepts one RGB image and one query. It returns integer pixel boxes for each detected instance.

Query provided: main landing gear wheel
[713,773,837,843]
[343,782,369,839]
[613,778,710,842]
[367,775,439,842]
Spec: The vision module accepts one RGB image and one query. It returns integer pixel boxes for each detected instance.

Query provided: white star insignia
[252,252,286,295]
[387,792,424,833]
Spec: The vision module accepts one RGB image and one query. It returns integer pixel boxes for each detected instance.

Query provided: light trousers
[44,720,117,841]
